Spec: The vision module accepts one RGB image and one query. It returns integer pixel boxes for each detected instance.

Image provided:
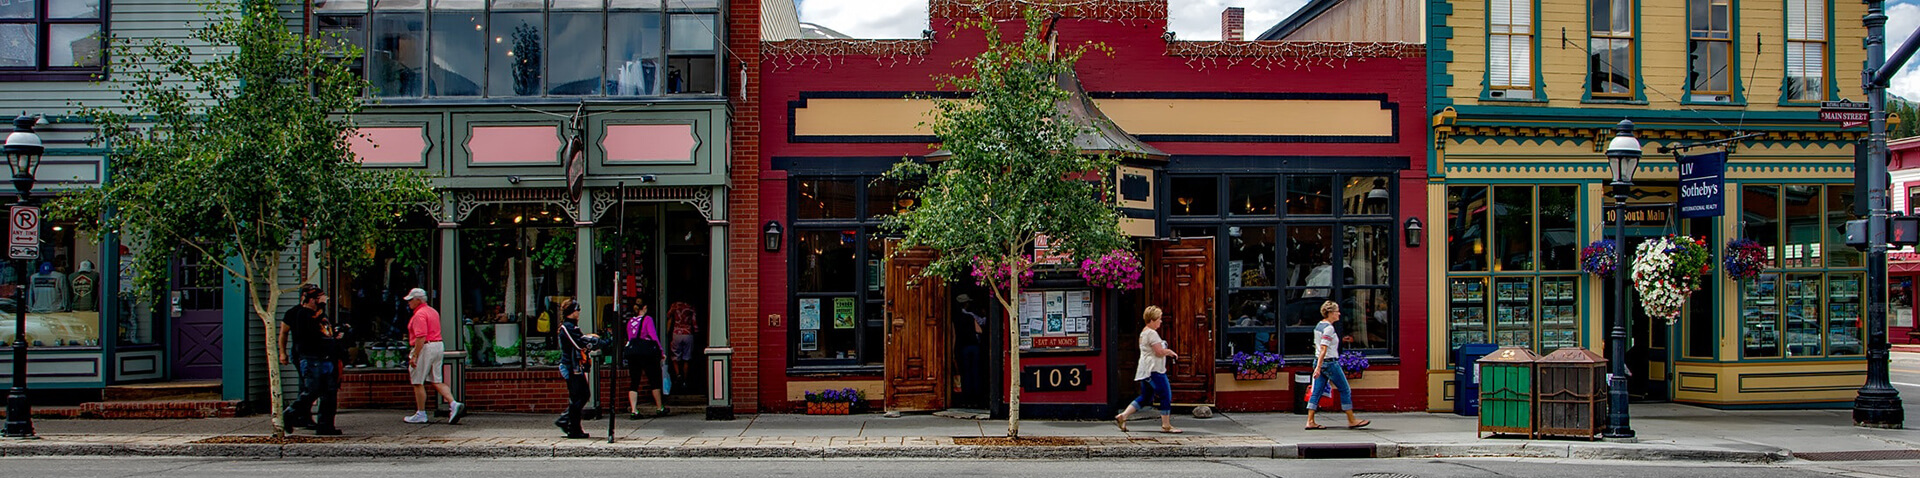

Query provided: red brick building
[745,0,1428,416]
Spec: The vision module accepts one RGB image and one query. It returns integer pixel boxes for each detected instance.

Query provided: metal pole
[1604,182,1634,439]
[608,182,624,443]
[1856,0,1906,429]
[4,184,31,439]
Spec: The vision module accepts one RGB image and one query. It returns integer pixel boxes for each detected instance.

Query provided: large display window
[1738,184,1865,358]
[789,176,918,368]
[0,217,106,349]
[1443,185,1583,362]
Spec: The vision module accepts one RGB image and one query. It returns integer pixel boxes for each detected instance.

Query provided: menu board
[1020,289,1097,350]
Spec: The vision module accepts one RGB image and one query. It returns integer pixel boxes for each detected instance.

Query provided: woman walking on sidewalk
[1305,300,1370,430]
[1115,305,1181,434]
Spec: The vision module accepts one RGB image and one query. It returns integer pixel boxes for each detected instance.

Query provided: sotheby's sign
[1677,151,1726,219]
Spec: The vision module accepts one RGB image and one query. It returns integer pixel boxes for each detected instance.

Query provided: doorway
[170,255,224,380]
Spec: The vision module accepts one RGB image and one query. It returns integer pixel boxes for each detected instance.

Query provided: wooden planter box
[806,402,852,415]
[1234,369,1278,380]
[1345,369,1364,380]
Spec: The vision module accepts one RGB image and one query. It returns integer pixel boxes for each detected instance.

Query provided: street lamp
[2,114,41,439]
[1603,119,1639,439]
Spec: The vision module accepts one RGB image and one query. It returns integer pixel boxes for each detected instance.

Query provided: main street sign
[1819,100,1870,123]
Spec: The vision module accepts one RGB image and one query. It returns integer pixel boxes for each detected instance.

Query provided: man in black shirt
[279,284,343,435]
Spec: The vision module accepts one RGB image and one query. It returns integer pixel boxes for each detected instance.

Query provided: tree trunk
[250,255,287,438]
[1006,264,1021,438]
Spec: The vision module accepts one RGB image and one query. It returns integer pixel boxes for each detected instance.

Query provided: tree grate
[1795,450,1920,461]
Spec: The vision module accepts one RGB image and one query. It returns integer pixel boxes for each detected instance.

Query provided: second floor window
[315,0,721,99]
[1488,0,1533,97]
[1688,0,1732,100]
[1785,0,1826,102]
[0,0,105,80]
[1588,0,1634,97]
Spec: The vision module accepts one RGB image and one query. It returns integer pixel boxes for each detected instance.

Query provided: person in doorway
[1305,300,1370,430]
[625,301,666,419]
[279,284,343,435]
[404,288,465,425]
[1115,305,1181,434]
[555,298,606,438]
[954,294,988,409]
[667,301,699,387]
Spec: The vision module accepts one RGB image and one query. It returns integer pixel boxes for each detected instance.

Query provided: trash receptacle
[1453,343,1499,416]
[1291,370,1313,415]
[1476,346,1539,438]
[1535,347,1607,440]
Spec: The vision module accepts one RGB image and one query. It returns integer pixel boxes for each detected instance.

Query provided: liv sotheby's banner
[1677,151,1727,219]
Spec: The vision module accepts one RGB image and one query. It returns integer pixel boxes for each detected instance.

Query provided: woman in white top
[1305,300,1370,430]
[1114,305,1181,434]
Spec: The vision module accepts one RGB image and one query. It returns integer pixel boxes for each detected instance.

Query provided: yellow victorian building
[1427,0,1872,409]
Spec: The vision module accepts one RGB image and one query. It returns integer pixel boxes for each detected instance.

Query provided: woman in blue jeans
[1306,300,1370,430]
[1115,306,1182,434]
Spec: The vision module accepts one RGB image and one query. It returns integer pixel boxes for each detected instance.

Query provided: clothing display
[30,262,68,313]
[70,261,97,312]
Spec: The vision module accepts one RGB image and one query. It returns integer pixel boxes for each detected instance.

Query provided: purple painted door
[171,256,224,380]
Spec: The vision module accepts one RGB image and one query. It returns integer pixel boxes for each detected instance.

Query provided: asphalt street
[1890,351,1920,410]
[1,456,1906,478]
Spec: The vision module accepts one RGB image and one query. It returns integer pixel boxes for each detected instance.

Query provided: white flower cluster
[1631,237,1690,324]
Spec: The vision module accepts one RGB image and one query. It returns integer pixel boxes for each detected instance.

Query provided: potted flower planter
[806,402,851,415]
[1234,369,1278,380]
[1344,369,1363,380]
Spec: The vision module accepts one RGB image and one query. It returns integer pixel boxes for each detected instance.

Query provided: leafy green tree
[882,13,1129,438]
[49,0,433,437]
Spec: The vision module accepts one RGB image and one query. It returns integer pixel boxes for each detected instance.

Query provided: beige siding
[1444,0,1867,111]
[1280,0,1425,43]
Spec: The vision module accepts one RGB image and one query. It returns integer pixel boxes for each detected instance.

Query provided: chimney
[1221,7,1245,41]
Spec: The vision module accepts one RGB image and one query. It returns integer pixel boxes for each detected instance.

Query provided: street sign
[1821,100,1870,123]
[8,206,37,260]
[1677,152,1726,219]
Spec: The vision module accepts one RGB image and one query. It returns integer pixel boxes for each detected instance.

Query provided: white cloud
[794,0,1309,41]
[1889,2,1920,100]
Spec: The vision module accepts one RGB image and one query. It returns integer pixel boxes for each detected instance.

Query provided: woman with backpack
[623,301,667,419]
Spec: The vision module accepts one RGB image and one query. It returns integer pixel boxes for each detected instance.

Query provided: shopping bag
[661,361,673,395]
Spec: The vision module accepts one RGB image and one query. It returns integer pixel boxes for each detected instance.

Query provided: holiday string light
[1166,41,1425,71]
[763,39,935,71]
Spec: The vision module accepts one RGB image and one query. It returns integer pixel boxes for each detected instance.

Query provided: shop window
[1683,217,1717,359]
[449,204,580,370]
[0,0,105,81]
[1687,0,1733,101]
[1445,184,1584,361]
[114,237,157,346]
[1783,0,1827,102]
[1908,185,1920,215]
[790,176,914,367]
[1739,184,1865,359]
[1167,173,1398,360]
[1893,277,1915,336]
[0,219,105,348]
[318,0,721,99]
[1588,0,1635,97]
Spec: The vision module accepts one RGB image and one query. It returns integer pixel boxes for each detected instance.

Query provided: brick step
[0,400,240,419]
[101,380,222,402]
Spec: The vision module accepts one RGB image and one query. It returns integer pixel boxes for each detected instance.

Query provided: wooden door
[171,256,224,380]
[884,241,949,412]
[1148,237,1215,405]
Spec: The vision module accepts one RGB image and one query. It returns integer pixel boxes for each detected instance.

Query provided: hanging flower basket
[1632,235,1713,324]
[1229,351,1281,380]
[1723,238,1768,281]
[1579,239,1619,276]
[1080,250,1144,290]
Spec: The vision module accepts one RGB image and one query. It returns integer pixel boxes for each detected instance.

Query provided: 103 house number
[1022,365,1090,392]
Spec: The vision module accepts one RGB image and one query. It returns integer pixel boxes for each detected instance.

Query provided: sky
[794,0,1308,40]
[795,0,1920,100]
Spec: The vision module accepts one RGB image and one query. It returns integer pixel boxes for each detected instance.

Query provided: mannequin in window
[30,261,69,313]
[70,260,97,312]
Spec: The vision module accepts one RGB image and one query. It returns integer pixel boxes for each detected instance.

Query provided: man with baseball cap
[403,288,465,424]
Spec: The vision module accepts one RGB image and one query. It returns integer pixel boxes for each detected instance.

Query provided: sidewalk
[3,403,1915,461]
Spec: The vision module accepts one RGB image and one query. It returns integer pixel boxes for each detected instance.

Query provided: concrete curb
[0,440,1791,462]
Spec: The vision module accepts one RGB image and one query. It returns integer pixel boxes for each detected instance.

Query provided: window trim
[0,0,109,82]
[1779,0,1833,105]
[1583,0,1642,102]
[786,175,911,370]
[1164,172,1401,363]
[1482,0,1544,101]
[1685,0,1739,102]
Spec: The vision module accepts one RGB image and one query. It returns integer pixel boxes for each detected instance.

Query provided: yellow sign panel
[791,97,1395,139]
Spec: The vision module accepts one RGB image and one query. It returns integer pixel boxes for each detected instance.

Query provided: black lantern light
[4,114,43,198]
[763,221,783,253]
[1404,216,1423,248]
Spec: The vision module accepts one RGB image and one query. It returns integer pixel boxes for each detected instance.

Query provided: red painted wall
[755,12,1428,412]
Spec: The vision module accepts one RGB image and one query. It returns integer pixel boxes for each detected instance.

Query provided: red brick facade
[726,0,764,413]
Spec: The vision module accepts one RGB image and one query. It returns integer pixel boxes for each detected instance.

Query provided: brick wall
[337,370,663,414]
[726,0,764,413]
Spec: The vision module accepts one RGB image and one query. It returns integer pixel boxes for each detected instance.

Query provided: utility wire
[1561,34,1741,134]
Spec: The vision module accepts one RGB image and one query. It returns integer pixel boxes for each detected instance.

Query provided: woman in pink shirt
[624,302,667,419]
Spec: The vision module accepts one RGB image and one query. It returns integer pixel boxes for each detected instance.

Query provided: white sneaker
[403,411,429,424]
[448,402,466,425]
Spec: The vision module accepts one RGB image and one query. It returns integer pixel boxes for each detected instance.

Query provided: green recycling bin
[1476,346,1540,438]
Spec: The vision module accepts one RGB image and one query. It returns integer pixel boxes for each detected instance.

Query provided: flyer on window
[832,297,856,329]
[799,330,818,351]
[798,298,821,330]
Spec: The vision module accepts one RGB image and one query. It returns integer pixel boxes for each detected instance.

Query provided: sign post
[9,206,38,260]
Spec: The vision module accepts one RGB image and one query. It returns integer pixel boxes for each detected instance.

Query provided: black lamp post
[1603,119,1640,439]
[3,114,42,439]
